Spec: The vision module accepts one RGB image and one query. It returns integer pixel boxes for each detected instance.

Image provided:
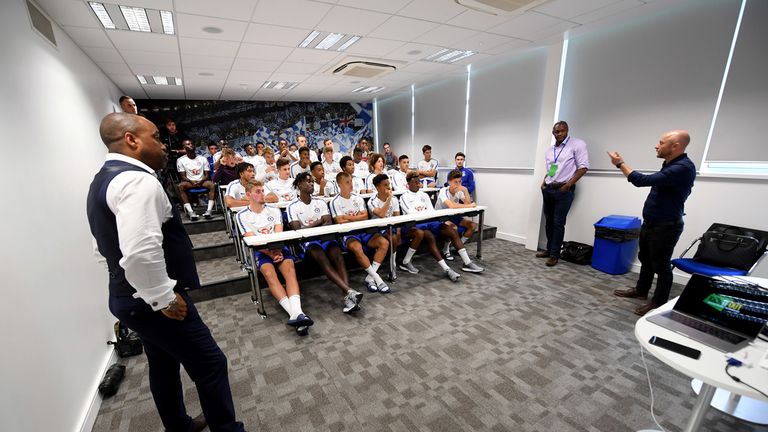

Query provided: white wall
[0,1,123,431]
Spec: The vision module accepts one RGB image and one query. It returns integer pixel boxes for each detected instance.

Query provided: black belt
[644,219,683,228]
[544,182,566,189]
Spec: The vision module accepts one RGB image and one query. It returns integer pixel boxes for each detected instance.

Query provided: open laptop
[647,274,768,352]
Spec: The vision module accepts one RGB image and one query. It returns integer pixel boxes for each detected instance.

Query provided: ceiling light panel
[262,81,299,90]
[136,75,182,86]
[424,48,476,64]
[297,31,361,51]
[352,86,385,93]
[89,3,175,34]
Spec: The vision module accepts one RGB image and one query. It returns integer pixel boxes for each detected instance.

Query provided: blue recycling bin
[592,215,642,275]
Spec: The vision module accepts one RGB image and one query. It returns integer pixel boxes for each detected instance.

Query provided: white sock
[288,295,303,319]
[458,248,471,265]
[442,242,450,254]
[371,261,381,272]
[365,264,384,285]
[403,248,417,264]
[184,203,193,213]
[206,200,214,212]
[437,259,450,271]
[461,235,471,245]
[278,296,291,318]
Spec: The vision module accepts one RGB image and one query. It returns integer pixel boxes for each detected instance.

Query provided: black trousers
[541,186,575,258]
[634,221,684,305]
[109,291,244,432]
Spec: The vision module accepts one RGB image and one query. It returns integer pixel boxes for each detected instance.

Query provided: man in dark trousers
[609,130,696,316]
[87,113,245,432]
[537,121,589,267]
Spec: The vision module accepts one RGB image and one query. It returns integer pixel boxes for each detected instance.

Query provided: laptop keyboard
[668,312,746,344]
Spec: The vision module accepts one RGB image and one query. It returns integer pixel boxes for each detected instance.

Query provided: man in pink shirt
[537,121,589,266]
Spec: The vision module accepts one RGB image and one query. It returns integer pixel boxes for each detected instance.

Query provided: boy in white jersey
[265,158,297,203]
[400,172,483,273]
[255,147,278,184]
[296,135,319,162]
[310,161,335,197]
[366,174,404,275]
[241,143,265,168]
[237,181,313,336]
[177,140,215,220]
[322,146,342,182]
[352,148,368,180]
[330,172,390,293]
[224,162,255,208]
[398,172,462,281]
[389,154,411,192]
[365,153,390,193]
[417,144,439,187]
[340,155,366,194]
[287,173,364,313]
[289,147,312,178]
[322,138,343,163]
[436,169,479,262]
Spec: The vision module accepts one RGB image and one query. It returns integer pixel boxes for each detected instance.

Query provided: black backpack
[561,241,593,265]
[107,321,143,358]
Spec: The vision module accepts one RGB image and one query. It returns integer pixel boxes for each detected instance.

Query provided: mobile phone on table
[649,336,701,359]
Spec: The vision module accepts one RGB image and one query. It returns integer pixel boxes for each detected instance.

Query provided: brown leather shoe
[613,288,648,300]
[545,257,558,266]
[189,414,207,432]
[634,302,659,316]
[535,250,549,258]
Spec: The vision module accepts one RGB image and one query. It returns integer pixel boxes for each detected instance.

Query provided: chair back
[692,223,768,270]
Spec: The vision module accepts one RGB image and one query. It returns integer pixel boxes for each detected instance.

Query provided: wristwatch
[615,162,624,168]
[163,298,179,312]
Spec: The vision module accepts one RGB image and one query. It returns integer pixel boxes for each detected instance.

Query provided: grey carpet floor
[92,239,764,432]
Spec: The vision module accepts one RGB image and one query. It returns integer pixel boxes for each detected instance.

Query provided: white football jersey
[289,161,310,178]
[255,163,277,183]
[389,169,408,192]
[353,160,369,179]
[266,177,296,202]
[312,180,337,197]
[225,180,246,201]
[329,194,367,219]
[286,198,329,228]
[367,194,400,219]
[242,154,265,167]
[236,206,281,236]
[322,159,343,182]
[399,189,434,214]
[435,186,466,210]
[365,172,391,191]
[417,159,439,182]
[176,155,209,182]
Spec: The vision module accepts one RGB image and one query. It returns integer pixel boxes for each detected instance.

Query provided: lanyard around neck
[553,136,569,163]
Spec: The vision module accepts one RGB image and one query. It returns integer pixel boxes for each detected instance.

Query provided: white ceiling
[34,0,671,102]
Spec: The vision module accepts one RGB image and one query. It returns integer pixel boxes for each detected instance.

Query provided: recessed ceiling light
[352,86,385,94]
[136,75,183,86]
[202,26,223,34]
[120,6,151,32]
[89,2,115,29]
[424,48,475,64]
[152,75,168,85]
[336,35,360,52]
[159,10,174,35]
[262,81,298,90]
[299,30,320,48]
[136,74,147,84]
[316,33,344,50]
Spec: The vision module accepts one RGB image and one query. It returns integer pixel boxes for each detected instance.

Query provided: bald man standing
[87,113,245,432]
[608,130,696,316]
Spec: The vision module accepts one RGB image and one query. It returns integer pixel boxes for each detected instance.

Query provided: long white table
[239,205,487,317]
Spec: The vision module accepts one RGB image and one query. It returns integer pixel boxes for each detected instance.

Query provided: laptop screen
[675,274,768,338]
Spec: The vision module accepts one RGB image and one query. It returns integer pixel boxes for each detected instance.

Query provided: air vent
[27,1,57,47]
[454,0,548,15]
[328,57,404,79]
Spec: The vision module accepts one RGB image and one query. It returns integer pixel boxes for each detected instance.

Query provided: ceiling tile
[343,38,404,57]
[128,63,182,76]
[238,43,294,61]
[483,38,533,55]
[96,61,132,74]
[179,37,240,56]
[225,70,273,86]
[395,0,467,23]
[284,48,342,65]
[267,72,312,82]
[335,0,411,14]
[81,46,124,63]
[571,0,645,25]
[315,6,391,36]
[488,11,564,39]
[385,42,441,62]
[35,0,100,28]
[413,25,478,47]
[220,88,257,100]
[108,31,178,53]
[453,32,514,53]
[533,0,621,19]
[121,49,180,66]
[61,26,112,48]
[243,24,309,47]
[274,62,325,75]
[181,54,232,69]
[231,57,281,72]
[183,68,229,81]
[174,0,257,21]
[368,16,439,43]
[111,0,173,9]
[251,0,333,30]
[525,21,579,42]
[447,10,513,31]
[176,14,249,42]
[402,61,462,74]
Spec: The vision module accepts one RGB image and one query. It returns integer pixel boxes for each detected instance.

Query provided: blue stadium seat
[672,223,767,277]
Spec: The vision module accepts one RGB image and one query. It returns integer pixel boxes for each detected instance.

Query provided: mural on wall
[137,99,373,155]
